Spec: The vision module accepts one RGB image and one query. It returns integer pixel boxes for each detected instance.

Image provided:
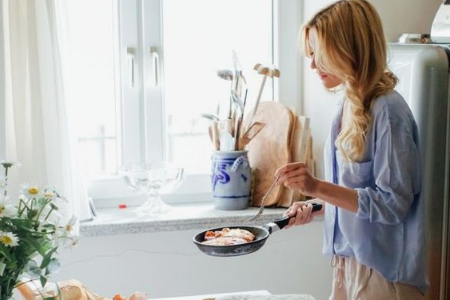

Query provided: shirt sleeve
[356,109,421,225]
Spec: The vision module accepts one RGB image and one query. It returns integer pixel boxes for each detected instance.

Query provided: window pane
[66,0,118,176]
[162,0,273,173]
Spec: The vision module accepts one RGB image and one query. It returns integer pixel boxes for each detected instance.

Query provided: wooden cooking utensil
[244,102,294,207]
[208,122,220,150]
[247,64,280,127]
[238,121,265,150]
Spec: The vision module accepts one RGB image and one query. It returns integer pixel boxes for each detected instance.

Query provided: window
[65,0,118,176]
[162,0,273,173]
[65,0,301,207]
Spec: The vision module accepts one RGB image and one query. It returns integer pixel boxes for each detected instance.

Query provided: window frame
[87,0,304,208]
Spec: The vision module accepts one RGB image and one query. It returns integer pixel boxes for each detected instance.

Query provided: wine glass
[120,162,185,215]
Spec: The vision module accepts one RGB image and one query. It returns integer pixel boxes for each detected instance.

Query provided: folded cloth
[214,294,315,300]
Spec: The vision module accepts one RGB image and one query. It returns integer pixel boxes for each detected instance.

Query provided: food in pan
[202,228,255,246]
[202,236,249,246]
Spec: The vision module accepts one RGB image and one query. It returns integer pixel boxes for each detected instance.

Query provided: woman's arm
[315,180,358,212]
[275,162,359,213]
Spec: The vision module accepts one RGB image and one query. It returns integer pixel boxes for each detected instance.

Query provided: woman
[274,1,428,299]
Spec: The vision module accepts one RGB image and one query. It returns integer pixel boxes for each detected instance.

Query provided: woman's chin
[322,81,341,89]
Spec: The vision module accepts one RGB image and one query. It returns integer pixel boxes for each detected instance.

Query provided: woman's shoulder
[372,90,413,119]
[371,90,417,132]
[372,90,407,110]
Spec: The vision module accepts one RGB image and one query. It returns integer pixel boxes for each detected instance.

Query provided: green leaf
[40,275,47,288]
[41,247,58,269]
[37,239,54,254]
[46,258,60,274]
[0,243,14,263]
[20,236,47,256]
[0,260,5,276]
[29,209,39,219]
[11,218,34,230]
[37,197,48,207]
[42,223,56,230]
[25,260,42,277]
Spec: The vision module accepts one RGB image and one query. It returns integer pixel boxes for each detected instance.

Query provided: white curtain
[0,0,91,228]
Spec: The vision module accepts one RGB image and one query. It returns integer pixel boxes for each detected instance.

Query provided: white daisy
[20,183,43,199]
[0,231,19,247]
[64,215,77,234]
[0,196,17,218]
[43,186,58,200]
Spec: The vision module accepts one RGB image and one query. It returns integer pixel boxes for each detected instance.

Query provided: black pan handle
[272,203,323,231]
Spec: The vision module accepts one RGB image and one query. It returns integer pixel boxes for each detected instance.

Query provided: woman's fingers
[275,162,307,180]
[285,173,316,196]
[284,202,314,229]
[276,164,309,187]
[275,162,319,197]
[293,203,314,225]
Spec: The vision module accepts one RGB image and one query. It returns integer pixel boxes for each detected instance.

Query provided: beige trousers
[329,256,424,300]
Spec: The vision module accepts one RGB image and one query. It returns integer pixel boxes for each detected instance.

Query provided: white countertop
[80,203,288,237]
[150,290,316,300]
[150,290,271,300]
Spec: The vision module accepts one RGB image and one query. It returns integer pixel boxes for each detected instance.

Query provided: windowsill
[79,202,289,237]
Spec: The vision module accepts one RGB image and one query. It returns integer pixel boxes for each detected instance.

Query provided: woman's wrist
[313,180,359,212]
[314,179,327,199]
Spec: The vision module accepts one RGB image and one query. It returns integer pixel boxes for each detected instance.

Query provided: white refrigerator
[388,43,450,300]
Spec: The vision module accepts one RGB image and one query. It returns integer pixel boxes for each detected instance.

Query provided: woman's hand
[275,162,360,213]
[283,200,324,229]
[275,162,321,198]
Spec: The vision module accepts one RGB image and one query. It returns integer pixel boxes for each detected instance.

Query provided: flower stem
[44,206,54,221]
[18,199,30,216]
[3,164,9,197]
[36,199,50,222]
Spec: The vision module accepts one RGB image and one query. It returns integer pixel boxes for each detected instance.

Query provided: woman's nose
[310,58,316,69]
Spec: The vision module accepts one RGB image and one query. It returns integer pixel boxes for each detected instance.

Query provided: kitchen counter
[80,203,291,237]
[150,290,316,300]
[58,204,330,299]
[151,290,271,300]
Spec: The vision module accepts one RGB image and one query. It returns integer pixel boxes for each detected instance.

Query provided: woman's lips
[318,73,328,80]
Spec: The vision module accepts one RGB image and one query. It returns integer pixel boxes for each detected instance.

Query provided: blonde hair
[301,0,397,161]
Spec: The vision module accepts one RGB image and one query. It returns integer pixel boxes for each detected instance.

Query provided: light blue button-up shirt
[322,90,429,293]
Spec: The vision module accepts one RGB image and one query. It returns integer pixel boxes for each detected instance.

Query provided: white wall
[54,222,332,299]
[303,0,443,179]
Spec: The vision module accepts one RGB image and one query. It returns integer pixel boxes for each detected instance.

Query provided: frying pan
[193,203,322,257]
